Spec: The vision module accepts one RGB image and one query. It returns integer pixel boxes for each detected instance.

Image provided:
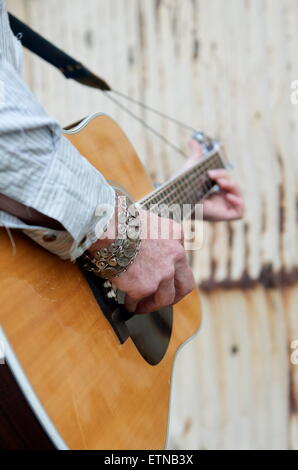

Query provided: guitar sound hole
[79,264,173,365]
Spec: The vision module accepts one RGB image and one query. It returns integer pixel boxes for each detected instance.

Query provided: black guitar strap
[8,14,198,157]
[8,13,111,91]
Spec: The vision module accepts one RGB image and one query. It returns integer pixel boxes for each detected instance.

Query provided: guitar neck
[139,148,226,211]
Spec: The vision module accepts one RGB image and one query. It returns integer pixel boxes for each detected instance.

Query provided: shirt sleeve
[0,1,115,260]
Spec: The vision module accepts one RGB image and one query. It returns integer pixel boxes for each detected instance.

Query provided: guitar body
[0,114,201,450]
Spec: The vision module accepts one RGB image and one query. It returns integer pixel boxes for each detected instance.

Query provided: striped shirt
[0,0,115,260]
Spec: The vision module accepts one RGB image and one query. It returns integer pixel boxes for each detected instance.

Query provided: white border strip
[63,112,106,134]
[164,307,201,450]
[0,326,68,450]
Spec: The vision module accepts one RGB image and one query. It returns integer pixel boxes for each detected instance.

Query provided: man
[0,0,243,314]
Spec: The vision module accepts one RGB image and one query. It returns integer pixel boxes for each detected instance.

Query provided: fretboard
[139,150,225,212]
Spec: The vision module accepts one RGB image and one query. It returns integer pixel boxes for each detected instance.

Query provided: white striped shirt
[0,0,115,260]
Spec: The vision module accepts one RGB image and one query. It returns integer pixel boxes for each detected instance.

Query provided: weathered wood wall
[7,0,298,449]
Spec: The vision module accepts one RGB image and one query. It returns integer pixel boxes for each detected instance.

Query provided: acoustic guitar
[0,113,226,450]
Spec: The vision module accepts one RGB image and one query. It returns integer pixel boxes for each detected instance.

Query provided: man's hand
[204,168,244,221]
[89,209,195,314]
[187,138,244,222]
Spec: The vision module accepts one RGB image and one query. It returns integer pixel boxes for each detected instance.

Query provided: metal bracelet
[81,194,141,279]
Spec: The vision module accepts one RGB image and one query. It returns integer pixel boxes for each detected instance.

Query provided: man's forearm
[0,194,64,230]
[0,2,115,260]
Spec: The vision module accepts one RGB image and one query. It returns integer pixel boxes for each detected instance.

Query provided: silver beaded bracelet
[82,194,141,279]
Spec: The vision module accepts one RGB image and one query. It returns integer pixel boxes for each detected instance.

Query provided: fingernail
[208,170,217,177]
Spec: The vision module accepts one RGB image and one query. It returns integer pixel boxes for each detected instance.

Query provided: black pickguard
[79,263,173,366]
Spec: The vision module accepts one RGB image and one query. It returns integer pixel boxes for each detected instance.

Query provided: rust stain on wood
[182,417,192,437]
[200,267,298,291]
[7,0,298,452]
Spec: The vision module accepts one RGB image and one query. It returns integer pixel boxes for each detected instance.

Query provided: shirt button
[42,234,57,242]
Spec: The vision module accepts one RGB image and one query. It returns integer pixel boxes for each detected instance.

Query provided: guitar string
[139,152,220,206]
[140,157,220,211]
[141,174,211,221]
[140,155,223,214]
[102,91,224,211]
[102,91,189,158]
[143,155,223,209]
[155,169,212,207]
[109,88,197,133]
[140,153,223,208]
[141,173,208,209]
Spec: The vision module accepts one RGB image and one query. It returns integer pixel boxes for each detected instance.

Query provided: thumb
[187,138,204,160]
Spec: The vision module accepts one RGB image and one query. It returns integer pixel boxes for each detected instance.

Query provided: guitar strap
[8,14,198,158]
[8,13,111,91]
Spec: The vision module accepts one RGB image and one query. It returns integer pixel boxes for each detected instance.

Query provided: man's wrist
[88,195,120,254]
[83,194,141,279]
[88,212,117,252]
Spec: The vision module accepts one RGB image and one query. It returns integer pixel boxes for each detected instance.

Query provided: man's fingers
[125,296,139,313]
[188,138,204,159]
[210,175,242,196]
[173,257,195,304]
[135,278,176,314]
[225,193,243,207]
[208,169,230,179]
[155,277,176,306]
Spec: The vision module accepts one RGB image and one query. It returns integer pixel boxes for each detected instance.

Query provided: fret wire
[187,174,210,204]
[142,169,211,211]
[142,166,212,209]
[162,174,205,212]
[154,158,219,208]
[177,154,222,203]
[140,152,224,209]
[140,152,220,206]
[176,167,213,205]
[160,167,212,207]
[165,153,221,204]
[142,170,194,207]
[165,175,193,206]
